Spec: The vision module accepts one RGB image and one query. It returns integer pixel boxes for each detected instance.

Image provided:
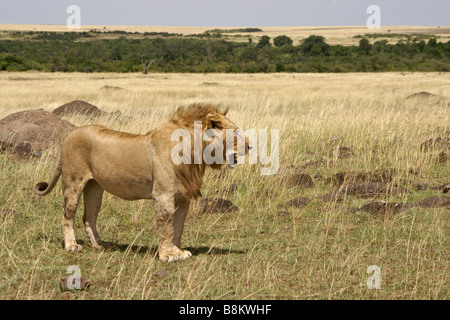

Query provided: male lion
[34,103,250,262]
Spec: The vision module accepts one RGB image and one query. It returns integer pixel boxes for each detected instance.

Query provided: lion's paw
[159,247,192,263]
[65,243,83,253]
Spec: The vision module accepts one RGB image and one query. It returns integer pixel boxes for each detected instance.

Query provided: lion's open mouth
[227,152,238,168]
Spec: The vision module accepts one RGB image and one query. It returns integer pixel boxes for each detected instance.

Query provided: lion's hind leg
[62,177,85,253]
[82,180,108,250]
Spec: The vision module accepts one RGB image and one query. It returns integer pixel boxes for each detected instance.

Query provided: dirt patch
[319,182,408,202]
[53,100,106,117]
[198,197,239,214]
[318,191,342,202]
[357,200,407,215]
[417,196,450,208]
[0,109,76,159]
[281,197,311,208]
[276,210,290,218]
[100,85,124,90]
[153,270,170,279]
[406,91,438,99]
[281,173,315,188]
[343,182,408,198]
[437,151,448,163]
[413,183,429,191]
[0,208,20,218]
[420,137,448,152]
[438,183,450,194]
[59,277,90,291]
[254,189,277,199]
[279,161,325,174]
[331,169,395,186]
[329,146,354,159]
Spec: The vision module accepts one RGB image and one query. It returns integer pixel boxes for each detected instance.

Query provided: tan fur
[34,103,249,262]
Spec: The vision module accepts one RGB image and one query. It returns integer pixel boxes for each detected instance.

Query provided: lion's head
[170,103,251,169]
[169,103,251,199]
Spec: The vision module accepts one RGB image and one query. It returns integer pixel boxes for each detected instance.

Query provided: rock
[406,91,438,99]
[199,197,239,214]
[341,182,408,198]
[53,100,105,117]
[13,141,32,159]
[417,196,450,208]
[358,200,407,215]
[319,182,408,202]
[0,109,76,159]
[282,173,315,188]
[331,169,395,186]
[153,270,170,279]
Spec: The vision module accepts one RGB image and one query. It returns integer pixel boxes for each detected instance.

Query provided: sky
[0,0,448,27]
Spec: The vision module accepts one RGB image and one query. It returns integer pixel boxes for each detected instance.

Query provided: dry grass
[0,71,449,300]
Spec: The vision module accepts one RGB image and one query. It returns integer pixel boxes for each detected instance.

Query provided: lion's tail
[34,160,62,196]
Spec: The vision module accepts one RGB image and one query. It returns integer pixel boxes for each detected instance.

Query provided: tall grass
[0,72,448,299]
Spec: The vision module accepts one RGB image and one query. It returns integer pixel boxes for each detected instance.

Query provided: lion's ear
[206,113,222,129]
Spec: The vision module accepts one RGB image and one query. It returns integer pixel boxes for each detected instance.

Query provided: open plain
[0,71,448,299]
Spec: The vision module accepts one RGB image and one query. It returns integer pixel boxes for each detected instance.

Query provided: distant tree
[256,35,271,48]
[275,63,286,72]
[273,35,293,47]
[300,35,329,55]
[359,38,371,54]
[427,37,437,47]
[142,55,156,74]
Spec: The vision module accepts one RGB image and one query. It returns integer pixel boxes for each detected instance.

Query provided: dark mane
[169,103,228,201]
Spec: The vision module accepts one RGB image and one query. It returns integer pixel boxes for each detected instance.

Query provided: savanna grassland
[0,71,449,300]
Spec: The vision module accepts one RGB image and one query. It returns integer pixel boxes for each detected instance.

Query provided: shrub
[273,35,293,47]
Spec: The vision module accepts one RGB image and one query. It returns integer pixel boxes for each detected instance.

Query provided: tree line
[0,32,449,73]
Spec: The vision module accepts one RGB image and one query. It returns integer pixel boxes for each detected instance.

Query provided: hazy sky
[1,0,448,27]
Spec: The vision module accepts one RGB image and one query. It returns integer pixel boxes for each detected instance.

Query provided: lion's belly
[88,141,155,200]
[100,179,154,200]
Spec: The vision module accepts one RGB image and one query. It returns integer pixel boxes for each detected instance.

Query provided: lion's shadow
[106,243,245,256]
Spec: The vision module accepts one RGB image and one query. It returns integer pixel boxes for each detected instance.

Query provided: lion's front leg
[155,195,192,262]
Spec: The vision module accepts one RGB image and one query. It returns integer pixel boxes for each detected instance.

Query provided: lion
[34,103,250,262]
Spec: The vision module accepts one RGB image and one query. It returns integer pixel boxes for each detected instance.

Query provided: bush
[359,38,371,54]
[273,35,293,47]
[256,36,271,48]
[300,35,330,55]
